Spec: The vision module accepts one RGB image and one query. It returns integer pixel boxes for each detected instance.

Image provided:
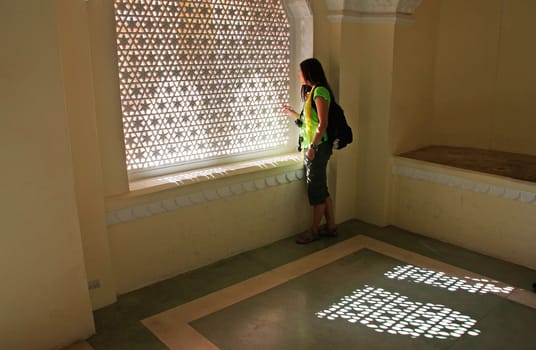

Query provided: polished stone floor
[86,220,536,349]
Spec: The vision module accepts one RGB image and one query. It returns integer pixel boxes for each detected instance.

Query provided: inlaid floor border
[141,235,536,350]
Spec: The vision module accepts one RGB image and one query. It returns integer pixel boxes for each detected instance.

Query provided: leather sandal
[295,230,320,244]
[319,225,338,237]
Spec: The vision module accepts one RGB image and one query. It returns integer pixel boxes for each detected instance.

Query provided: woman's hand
[306,147,315,160]
[281,105,299,119]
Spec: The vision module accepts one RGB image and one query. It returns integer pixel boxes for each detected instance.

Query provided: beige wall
[0,1,94,349]
[87,1,316,294]
[80,0,366,296]
[391,158,536,270]
[107,173,310,292]
[333,23,360,224]
[391,0,441,155]
[492,0,536,154]
[352,23,396,226]
[432,0,536,155]
[331,1,442,226]
[389,0,536,271]
[57,0,117,310]
[2,1,535,347]
[310,1,360,225]
[389,0,536,156]
[87,0,130,197]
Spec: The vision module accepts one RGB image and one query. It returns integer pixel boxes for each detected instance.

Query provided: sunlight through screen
[113,0,291,171]
[385,265,514,295]
[316,285,480,340]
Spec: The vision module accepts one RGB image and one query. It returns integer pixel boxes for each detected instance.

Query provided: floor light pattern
[385,265,514,295]
[316,286,480,339]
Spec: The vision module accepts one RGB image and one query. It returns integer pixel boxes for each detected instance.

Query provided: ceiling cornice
[325,0,423,24]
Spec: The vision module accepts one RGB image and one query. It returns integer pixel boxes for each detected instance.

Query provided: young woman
[282,58,337,243]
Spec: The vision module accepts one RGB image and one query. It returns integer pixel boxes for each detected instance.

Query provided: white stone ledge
[105,154,304,225]
[392,157,536,205]
[129,154,302,192]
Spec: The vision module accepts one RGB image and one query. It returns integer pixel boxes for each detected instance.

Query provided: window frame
[110,0,313,182]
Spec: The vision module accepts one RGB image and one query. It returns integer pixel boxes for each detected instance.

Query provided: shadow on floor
[89,220,535,349]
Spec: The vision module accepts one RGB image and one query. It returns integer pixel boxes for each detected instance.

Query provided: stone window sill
[105,153,304,225]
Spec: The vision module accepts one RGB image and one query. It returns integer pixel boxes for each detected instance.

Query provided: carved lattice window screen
[113,0,291,173]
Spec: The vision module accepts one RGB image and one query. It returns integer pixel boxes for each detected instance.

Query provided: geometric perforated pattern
[113,0,291,171]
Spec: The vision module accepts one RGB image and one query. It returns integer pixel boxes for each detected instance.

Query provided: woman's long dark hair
[299,58,336,103]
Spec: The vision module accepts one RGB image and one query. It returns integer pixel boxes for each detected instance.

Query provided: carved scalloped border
[392,164,536,205]
[106,168,305,225]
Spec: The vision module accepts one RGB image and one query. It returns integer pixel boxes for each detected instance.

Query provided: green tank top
[301,86,331,147]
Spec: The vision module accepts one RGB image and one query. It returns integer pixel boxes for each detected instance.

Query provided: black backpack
[311,88,353,149]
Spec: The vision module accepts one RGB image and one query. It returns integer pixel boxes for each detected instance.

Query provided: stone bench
[390,146,536,270]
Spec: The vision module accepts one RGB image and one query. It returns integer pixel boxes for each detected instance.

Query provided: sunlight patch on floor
[142,235,535,350]
[316,285,480,339]
[385,265,514,295]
